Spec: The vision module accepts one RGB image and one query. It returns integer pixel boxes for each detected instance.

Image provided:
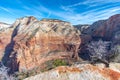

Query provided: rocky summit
[0,14,120,80]
[1,16,81,73]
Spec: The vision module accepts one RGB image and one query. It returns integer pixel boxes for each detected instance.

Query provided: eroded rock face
[74,24,90,34]
[0,22,12,60]
[5,17,81,72]
[24,63,120,80]
[87,14,120,41]
[79,14,120,61]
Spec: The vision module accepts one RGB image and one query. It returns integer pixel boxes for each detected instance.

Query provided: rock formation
[86,14,120,41]
[0,22,12,60]
[74,24,90,34]
[78,14,120,61]
[2,16,81,72]
[0,14,120,80]
[24,63,120,80]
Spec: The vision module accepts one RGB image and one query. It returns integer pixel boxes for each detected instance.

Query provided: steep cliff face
[79,14,120,60]
[5,17,81,72]
[74,24,90,34]
[0,22,12,60]
[87,14,120,41]
[24,63,120,80]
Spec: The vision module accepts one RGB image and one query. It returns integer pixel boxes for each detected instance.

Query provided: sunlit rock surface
[24,63,120,80]
[0,14,120,80]
[4,17,81,72]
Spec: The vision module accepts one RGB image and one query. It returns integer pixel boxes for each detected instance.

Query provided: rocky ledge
[24,63,120,80]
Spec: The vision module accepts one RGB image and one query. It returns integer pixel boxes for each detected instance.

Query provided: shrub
[110,45,120,62]
[87,40,111,65]
[16,59,68,79]
[15,67,40,80]
[53,59,67,67]
[42,59,68,72]
[15,71,28,80]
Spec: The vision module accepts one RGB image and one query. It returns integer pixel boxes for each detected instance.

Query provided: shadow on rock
[2,24,20,74]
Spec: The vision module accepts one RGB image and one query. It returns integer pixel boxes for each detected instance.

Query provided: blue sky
[0,0,120,24]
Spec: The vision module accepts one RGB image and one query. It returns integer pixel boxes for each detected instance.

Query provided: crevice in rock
[2,23,20,74]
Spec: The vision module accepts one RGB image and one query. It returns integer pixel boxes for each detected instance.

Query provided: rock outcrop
[3,17,81,72]
[24,63,120,80]
[74,24,90,34]
[78,14,120,61]
[0,22,12,60]
[86,14,120,41]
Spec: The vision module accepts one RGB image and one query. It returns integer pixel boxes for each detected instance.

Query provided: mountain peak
[15,16,38,24]
[11,16,38,28]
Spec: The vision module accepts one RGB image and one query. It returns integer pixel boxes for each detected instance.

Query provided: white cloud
[60,5,74,12]
[0,7,9,12]
[0,7,17,16]
[47,11,51,18]
[0,17,15,24]
[1,0,120,25]
[52,6,120,24]
[57,0,120,24]
[66,0,120,8]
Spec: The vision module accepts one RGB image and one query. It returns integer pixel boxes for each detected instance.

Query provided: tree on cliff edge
[87,40,111,66]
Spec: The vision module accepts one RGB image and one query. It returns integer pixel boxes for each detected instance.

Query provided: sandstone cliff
[0,14,120,80]
[24,63,120,80]
[79,14,120,61]
[2,16,81,72]
[86,14,120,41]
[0,22,12,60]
